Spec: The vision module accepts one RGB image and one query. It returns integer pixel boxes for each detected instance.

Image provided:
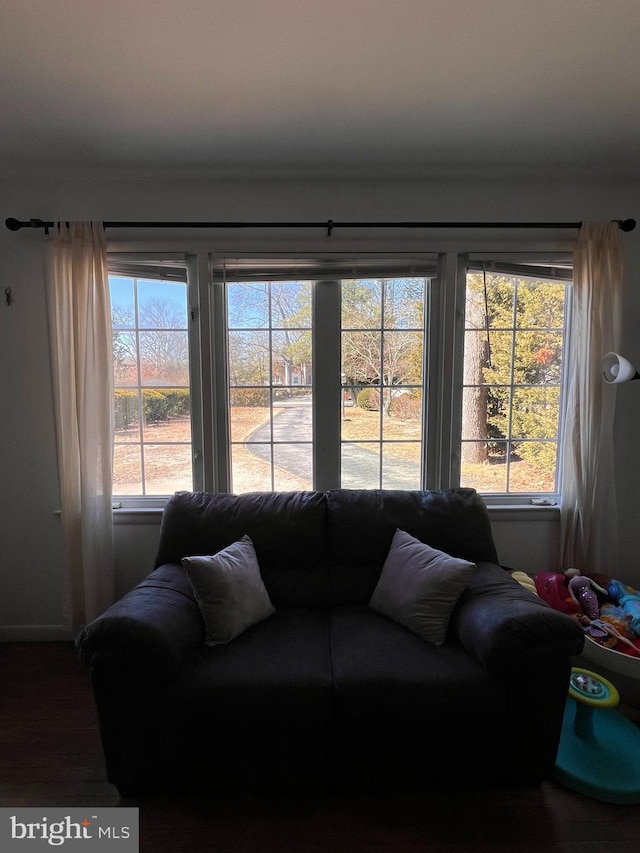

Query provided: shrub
[142,389,169,423]
[388,391,421,421]
[115,388,191,430]
[163,389,190,417]
[230,388,270,407]
[114,390,138,429]
[356,388,380,411]
[514,441,558,479]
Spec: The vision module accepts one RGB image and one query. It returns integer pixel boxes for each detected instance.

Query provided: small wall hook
[5,287,12,306]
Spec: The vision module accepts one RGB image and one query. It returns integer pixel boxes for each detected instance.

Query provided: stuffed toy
[618,595,640,636]
[606,579,640,637]
[509,571,538,596]
[607,579,637,603]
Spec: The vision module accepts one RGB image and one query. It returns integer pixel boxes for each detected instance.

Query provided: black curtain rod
[4,216,637,236]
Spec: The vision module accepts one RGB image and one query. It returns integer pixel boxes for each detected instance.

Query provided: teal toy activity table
[555,667,640,803]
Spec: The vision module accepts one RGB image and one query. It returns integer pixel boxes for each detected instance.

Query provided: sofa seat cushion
[158,607,335,783]
[160,607,333,728]
[328,605,506,780]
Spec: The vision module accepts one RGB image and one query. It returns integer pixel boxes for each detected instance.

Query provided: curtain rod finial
[4,217,52,232]
[619,219,636,232]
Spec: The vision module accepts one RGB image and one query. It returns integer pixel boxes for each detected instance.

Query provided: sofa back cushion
[155,491,330,607]
[326,488,499,605]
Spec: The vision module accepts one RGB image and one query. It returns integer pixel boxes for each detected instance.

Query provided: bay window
[108,250,571,505]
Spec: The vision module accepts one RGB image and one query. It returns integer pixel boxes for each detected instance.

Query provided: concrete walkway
[246,397,420,489]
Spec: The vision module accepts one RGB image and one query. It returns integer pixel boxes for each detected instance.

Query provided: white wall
[1,175,639,639]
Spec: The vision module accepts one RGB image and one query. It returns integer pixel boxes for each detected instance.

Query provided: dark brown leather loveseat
[76,488,584,795]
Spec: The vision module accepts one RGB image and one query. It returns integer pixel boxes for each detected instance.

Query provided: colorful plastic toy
[534,573,580,614]
[555,667,640,803]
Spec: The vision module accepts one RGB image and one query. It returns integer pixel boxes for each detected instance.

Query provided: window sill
[109,500,561,525]
[113,506,164,524]
[486,503,560,521]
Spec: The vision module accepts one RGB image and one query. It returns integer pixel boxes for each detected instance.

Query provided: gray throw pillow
[182,535,275,645]
[369,528,475,646]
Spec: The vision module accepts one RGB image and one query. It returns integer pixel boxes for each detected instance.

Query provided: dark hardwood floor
[1,642,638,852]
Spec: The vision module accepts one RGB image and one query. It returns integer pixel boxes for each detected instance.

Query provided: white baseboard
[0,625,74,642]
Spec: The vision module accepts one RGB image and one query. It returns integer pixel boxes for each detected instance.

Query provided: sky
[109,276,188,327]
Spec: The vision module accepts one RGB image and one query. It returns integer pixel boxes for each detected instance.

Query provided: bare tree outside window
[110,276,192,496]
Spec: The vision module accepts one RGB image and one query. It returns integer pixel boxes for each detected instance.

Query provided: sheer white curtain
[560,222,623,574]
[47,222,115,631]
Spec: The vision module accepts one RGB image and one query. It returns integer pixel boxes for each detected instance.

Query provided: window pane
[465,330,513,385]
[114,390,140,441]
[273,444,312,490]
[513,332,563,384]
[511,387,560,439]
[516,280,566,328]
[144,444,193,495]
[460,441,509,492]
[381,443,421,489]
[228,330,270,386]
[342,279,381,328]
[110,277,135,328]
[466,274,514,330]
[342,402,381,441]
[137,279,188,329]
[342,331,382,384]
[383,279,424,328]
[272,329,312,387]
[510,442,558,492]
[229,389,271,442]
[139,331,189,386]
[227,283,269,329]
[112,331,138,386]
[230,444,272,492]
[341,443,380,488]
[384,389,422,439]
[113,444,143,495]
[272,394,312,442]
[271,281,312,329]
[462,387,511,442]
[142,390,191,441]
[383,331,422,385]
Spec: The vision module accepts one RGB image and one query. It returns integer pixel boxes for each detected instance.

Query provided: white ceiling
[2,0,640,180]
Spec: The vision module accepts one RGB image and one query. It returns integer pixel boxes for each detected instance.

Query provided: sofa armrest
[451,562,584,677]
[75,564,204,681]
